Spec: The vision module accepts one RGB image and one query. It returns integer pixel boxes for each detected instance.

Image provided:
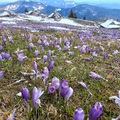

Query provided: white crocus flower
[109,90,120,107]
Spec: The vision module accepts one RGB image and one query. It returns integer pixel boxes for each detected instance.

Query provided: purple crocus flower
[78,81,92,95]
[2,34,7,44]
[48,77,60,94]
[0,71,3,78]
[37,40,42,46]
[34,50,39,57]
[102,52,108,59]
[80,45,87,53]
[43,55,47,63]
[68,51,74,56]
[1,52,5,58]
[99,46,104,51]
[60,79,69,97]
[48,50,51,58]
[0,54,2,61]
[0,45,2,51]
[89,102,103,120]
[17,52,27,63]
[60,79,73,103]
[6,109,16,120]
[83,57,90,61]
[33,61,38,74]
[73,108,84,120]
[92,51,97,57]
[4,52,10,59]
[1,52,10,59]
[48,60,54,71]
[89,72,103,79]
[37,67,49,84]
[28,43,36,50]
[21,87,29,101]
[32,87,44,107]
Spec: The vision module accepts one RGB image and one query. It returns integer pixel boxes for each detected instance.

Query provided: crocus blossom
[113,50,119,55]
[1,52,10,59]
[92,51,98,57]
[2,34,7,44]
[48,77,60,94]
[28,43,36,50]
[102,52,108,59]
[43,55,47,63]
[60,79,73,103]
[48,50,51,58]
[89,102,103,120]
[17,51,27,62]
[37,40,42,46]
[48,60,54,71]
[82,57,90,61]
[89,72,103,79]
[0,54,2,61]
[0,45,2,51]
[37,67,49,84]
[112,115,120,120]
[6,109,16,120]
[109,90,120,107]
[21,87,29,101]
[33,61,38,74]
[34,50,39,57]
[78,81,92,95]
[32,87,44,107]
[73,108,84,120]
[0,71,3,78]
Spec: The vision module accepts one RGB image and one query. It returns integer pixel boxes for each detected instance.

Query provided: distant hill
[64,4,120,21]
[21,0,77,8]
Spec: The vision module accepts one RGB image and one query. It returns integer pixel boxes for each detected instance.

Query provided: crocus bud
[32,87,44,107]
[48,77,60,94]
[4,52,10,59]
[21,87,29,101]
[6,109,16,120]
[109,90,120,107]
[74,108,84,120]
[0,71,3,78]
[34,50,39,57]
[48,86,56,94]
[48,50,51,58]
[60,79,69,97]
[37,40,42,46]
[0,54,2,61]
[60,79,73,103]
[48,60,54,71]
[43,55,47,63]
[102,52,108,59]
[89,102,103,120]
[17,52,27,62]
[2,34,7,44]
[0,45,2,51]
[65,87,73,103]
[33,61,38,73]
[89,72,103,79]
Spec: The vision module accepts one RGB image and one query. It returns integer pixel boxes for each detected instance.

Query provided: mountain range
[0,0,120,21]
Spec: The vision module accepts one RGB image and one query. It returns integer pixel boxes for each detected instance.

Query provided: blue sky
[1,0,119,4]
[75,0,119,3]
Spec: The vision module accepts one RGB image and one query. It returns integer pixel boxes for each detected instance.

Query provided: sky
[0,0,120,4]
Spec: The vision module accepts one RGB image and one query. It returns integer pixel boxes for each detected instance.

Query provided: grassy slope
[0,26,120,120]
